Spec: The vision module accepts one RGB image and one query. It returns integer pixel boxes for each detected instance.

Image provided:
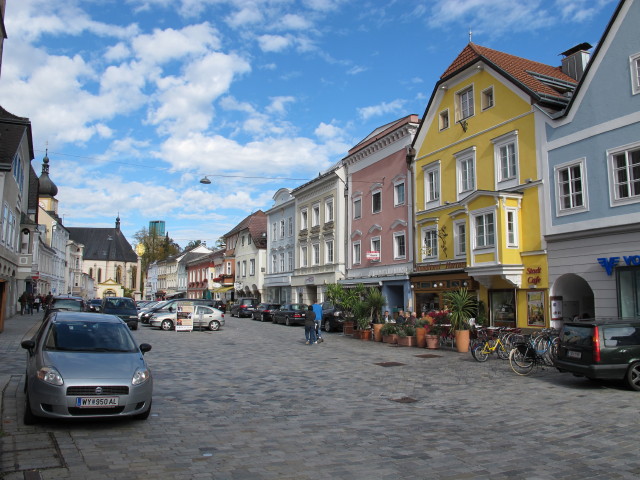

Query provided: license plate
[76,396,119,408]
[566,350,581,359]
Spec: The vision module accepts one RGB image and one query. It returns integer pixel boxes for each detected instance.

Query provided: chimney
[560,43,592,81]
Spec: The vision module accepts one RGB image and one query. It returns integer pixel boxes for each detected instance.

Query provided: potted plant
[356,315,371,340]
[365,287,386,342]
[381,322,398,344]
[397,324,416,347]
[326,283,365,335]
[415,317,428,348]
[426,320,444,349]
[444,288,477,353]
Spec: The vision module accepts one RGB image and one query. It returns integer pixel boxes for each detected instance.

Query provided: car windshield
[44,321,138,352]
[103,298,136,311]
[52,299,83,311]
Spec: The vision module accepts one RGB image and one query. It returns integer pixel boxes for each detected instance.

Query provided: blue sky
[0,0,618,249]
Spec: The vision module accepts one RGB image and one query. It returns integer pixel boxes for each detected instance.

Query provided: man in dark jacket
[304,305,317,345]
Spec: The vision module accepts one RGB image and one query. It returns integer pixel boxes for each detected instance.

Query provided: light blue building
[543,0,640,323]
[264,188,296,303]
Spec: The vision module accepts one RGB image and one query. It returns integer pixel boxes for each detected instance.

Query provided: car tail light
[593,326,601,363]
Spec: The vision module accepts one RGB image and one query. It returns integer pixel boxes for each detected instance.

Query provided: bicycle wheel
[472,343,489,362]
[496,342,509,360]
[509,346,535,375]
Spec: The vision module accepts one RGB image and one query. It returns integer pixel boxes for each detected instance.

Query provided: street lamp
[199,176,212,184]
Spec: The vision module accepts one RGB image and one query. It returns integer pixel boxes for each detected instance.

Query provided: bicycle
[508,333,557,375]
[471,328,510,362]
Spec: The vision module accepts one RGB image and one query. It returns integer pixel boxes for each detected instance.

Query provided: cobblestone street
[2,313,639,479]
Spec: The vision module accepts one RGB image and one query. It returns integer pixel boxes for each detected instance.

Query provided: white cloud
[279,14,312,30]
[357,100,406,121]
[257,34,292,52]
[266,96,296,115]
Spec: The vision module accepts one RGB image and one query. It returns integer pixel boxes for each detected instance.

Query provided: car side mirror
[21,339,36,355]
[139,343,152,355]
[168,306,174,312]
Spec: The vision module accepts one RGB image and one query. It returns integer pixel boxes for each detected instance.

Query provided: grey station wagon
[556,320,640,391]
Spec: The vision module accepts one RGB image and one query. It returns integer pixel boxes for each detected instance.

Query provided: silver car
[21,311,153,424]
[150,305,225,331]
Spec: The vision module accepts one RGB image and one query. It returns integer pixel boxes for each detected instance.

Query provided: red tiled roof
[441,43,577,102]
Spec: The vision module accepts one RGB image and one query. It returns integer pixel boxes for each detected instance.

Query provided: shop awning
[212,286,234,293]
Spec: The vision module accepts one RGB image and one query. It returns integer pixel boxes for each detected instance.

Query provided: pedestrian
[45,291,53,308]
[304,305,317,345]
[312,302,323,343]
[27,293,35,315]
[33,295,41,313]
[18,292,27,315]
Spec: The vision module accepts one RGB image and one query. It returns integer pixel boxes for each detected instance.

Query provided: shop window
[617,267,640,318]
[490,290,516,327]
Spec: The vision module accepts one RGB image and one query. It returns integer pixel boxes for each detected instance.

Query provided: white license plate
[566,350,581,359]
[76,396,119,408]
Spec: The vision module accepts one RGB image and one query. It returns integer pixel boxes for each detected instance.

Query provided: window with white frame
[555,159,587,214]
[453,220,466,258]
[372,190,382,213]
[249,259,255,276]
[353,198,362,219]
[300,209,308,230]
[325,240,334,264]
[370,237,381,262]
[280,219,285,237]
[288,251,294,270]
[482,86,494,110]
[457,85,474,121]
[394,181,405,206]
[272,254,277,273]
[12,153,24,195]
[6,209,15,250]
[609,143,640,206]
[1,203,7,244]
[439,109,450,130]
[353,241,361,265]
[226,262,231,275]
[312,243,320,265]
[288,217,293,236]
[312,203,320,226]
[424,163,440,207]
[325,199,334,222]
[631,52,640,95]
[422,227,438,260]
[456,148,476,199]
[393,231,406,259]
[241,261,247,276]
[301,245,308,267]
[474,211,495,248]
[506,208,518,248]
[493,132,518,185]
[279,253,285,271]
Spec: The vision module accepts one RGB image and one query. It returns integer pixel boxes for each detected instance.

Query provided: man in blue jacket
[312,302,323,343]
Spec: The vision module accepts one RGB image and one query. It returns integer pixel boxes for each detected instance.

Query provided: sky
[0,0,619,249]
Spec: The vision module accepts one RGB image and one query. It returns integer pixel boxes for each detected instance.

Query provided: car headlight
[334,311,341,317]
[37,366,64,386]
[132,367,151,385]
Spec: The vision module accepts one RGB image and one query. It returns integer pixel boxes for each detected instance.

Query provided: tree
[185,240,204,250]
[133,227,181,278]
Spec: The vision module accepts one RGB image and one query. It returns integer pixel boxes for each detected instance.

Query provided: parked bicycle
[471,326,521,362]
[508,332,558,375]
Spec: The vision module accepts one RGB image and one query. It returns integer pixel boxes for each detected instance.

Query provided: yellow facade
[412,66,549,329]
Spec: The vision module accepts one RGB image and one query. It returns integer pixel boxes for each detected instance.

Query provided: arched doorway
[550,273,595,328]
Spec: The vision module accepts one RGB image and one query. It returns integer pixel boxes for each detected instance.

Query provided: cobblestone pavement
[2,312,640,479]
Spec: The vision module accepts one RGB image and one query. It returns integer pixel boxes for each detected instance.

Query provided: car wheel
[324,320,332,333]
[161,319,174,331]
[272,316,278,324]
[131,323,138,331]
[134,400,152,420]
[261,313,267,322]
[285,316,291,326]
[626,362,640,391]
[23,392,37,425]
[209,320,221,331]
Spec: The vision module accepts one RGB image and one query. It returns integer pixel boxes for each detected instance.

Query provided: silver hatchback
[21,311,153,424]
[150,305,225,331]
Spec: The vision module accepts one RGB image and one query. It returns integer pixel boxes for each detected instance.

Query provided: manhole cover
[392,397,418,403]
[415,354,441,358]
[374,362,406,367]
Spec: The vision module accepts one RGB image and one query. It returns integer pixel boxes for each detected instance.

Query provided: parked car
[20,311,153,424]
[101,297,139,330]
[44,296,87,318]
[320,301,344,332]
[273,303,308,326]
[139,299,213,325]
[88,298,102,312]
[150,305,225,331]
[230,298,259,318]
[556,319,640,390]
[252,303,282,322]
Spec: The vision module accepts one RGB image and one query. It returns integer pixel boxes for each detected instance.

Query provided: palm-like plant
[443,288,477,331]
[364,287,386,324]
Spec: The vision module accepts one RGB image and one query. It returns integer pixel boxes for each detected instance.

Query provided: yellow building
[410,43,580,328]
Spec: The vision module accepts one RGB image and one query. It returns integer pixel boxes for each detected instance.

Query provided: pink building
[343,115,419,314]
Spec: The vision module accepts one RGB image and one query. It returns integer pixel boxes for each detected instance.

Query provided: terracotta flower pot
[361,330,372,341]
[397,335,416,347]
[353,330,362,339]
[455,329,470,353]
[343,321,354,335]
[425,334,440,349]
[383,334,398,344]
[415,326,427,348]
[373,323,384,342]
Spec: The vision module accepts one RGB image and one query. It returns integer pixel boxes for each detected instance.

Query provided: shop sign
[526,266,542,285]
[415,261,466,272]
[366,251,380,261]
[597,255,640,275]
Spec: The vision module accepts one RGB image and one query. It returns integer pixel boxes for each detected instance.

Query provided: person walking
[312,302,323,343]
[27,293,35,315]
[18,292,27,315]
[33,295,41,313]
[304,305,317,345]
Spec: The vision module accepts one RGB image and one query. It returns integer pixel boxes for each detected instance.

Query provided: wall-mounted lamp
[441,85,447,90]
[410,284,415,289]
[378,281,383,286]
[438,282,443,287]
[200,176,212,184]
[463,281,468,286]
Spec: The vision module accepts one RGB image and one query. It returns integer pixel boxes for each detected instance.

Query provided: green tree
[185,239,204,250]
